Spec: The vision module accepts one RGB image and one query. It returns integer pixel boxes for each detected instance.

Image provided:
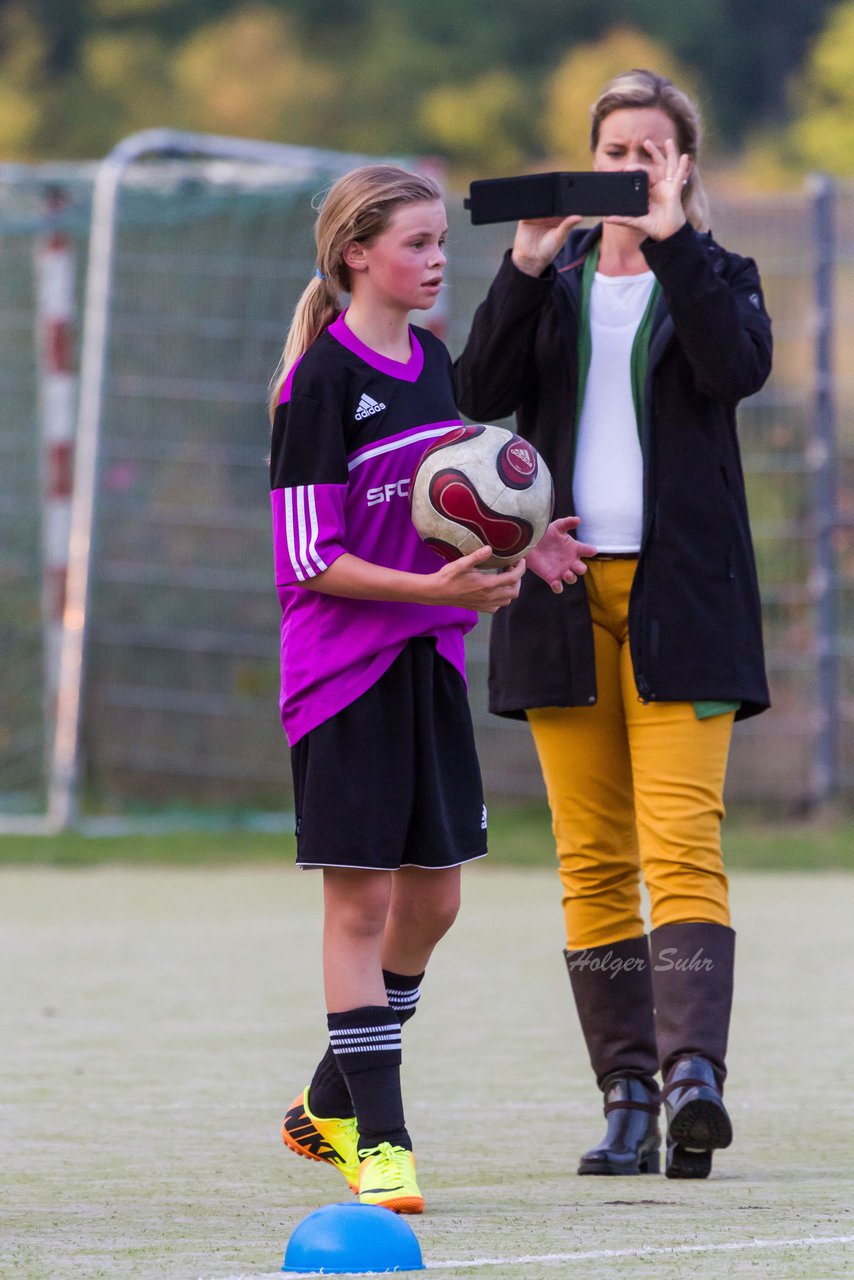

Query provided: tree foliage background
[0,0,849,180]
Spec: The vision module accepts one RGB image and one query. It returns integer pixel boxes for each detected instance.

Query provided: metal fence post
[809,173,839,805]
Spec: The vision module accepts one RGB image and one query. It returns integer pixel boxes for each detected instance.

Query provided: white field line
[204,1230,854,1279]
[426,1231,854,1269]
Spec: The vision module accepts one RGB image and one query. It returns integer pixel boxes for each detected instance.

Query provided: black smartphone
[463,171,649,224]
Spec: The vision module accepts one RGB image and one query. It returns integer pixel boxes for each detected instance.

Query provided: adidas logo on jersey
[355,393,387,421]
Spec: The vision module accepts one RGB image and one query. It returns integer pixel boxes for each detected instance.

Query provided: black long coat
[453,221,772,721]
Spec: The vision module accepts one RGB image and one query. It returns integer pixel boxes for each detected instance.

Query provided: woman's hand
[511,214,583,278]
[527,516,597,593]
[302,546,521,613]
[606,137,691,242]
[427,544,525,613]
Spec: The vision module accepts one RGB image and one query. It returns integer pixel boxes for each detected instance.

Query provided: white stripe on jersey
[295,488,312,580]
[347,423,461,472]
[305,486,324,576]
[284,485,327,581]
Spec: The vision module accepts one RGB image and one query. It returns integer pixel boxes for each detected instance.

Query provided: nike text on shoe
[281,1087,360,1191]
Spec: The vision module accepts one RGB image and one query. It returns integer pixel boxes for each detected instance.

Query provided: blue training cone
[282,1201,425,1274]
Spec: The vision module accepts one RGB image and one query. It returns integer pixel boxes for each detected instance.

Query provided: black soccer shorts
[290,636,487,870]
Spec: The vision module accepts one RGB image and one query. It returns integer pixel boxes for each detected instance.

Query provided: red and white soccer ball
[409,424,554,569]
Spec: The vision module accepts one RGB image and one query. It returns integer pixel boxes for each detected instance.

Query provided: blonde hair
[268,164,442,418]
[590,69,709,232]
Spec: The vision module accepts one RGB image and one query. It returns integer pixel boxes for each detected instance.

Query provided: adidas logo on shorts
[355,393,386,421]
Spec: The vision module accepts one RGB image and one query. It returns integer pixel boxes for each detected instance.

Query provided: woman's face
[593,106,688,181]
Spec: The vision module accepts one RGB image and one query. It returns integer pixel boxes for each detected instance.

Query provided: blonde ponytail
[268,273,339,418]
[268,164,442,422]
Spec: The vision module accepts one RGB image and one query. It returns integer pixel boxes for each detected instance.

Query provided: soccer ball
[410,424,554,569]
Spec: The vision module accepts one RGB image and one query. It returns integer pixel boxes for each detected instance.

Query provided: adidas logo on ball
[355,393,386,421]
[508,444,535,474]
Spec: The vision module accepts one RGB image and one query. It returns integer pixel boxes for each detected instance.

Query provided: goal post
[0,163,93,834]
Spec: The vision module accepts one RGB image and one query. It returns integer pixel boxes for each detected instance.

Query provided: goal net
[0,132,400,832]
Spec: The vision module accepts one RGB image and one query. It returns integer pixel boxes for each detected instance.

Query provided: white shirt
[573,270,656,553]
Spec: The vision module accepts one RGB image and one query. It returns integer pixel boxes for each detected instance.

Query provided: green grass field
[2,856,853,1279]
[2,803,854,870]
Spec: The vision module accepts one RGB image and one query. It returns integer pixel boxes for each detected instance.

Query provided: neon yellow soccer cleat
[281,1087,360,1192]
[356,1142,424,1214]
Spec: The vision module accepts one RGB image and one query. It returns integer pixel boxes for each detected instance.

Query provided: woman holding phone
[455,69,772,1179]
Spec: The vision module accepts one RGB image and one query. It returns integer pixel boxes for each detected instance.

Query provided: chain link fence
[0,158,851,820]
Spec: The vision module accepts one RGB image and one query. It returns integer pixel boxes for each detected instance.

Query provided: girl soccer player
[269,165,594,1213]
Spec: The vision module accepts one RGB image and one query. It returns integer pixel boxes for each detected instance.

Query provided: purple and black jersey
[270,312,476,745]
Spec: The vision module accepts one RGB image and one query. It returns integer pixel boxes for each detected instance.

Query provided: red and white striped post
[34,187,78,715]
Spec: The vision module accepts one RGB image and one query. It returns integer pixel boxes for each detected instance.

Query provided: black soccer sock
[327,1005,410,1152]
[383,968,425,1026]
[307,1043,354,1120]
[308,974,423,1120]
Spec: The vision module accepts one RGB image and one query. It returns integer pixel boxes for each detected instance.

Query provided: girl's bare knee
[397,893,459,948]
[324,870,390,942]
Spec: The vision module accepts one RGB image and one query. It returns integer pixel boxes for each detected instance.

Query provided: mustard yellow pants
[527,558,733,951]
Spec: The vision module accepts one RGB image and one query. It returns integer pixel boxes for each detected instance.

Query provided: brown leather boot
[650,922,735,1179]
[564,937,661,1175]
